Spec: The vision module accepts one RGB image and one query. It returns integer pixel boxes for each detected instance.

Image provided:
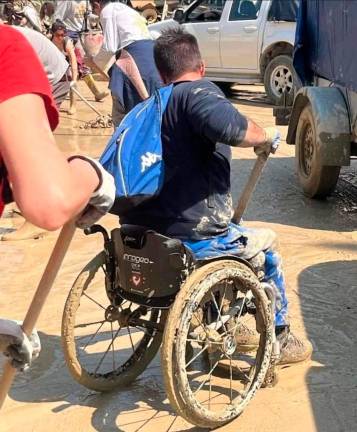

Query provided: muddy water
[0,83,356,432]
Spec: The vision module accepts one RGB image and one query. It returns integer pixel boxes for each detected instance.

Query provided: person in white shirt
[53,0,108,102]
[90,0,162,127]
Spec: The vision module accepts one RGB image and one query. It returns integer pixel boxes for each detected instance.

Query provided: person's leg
[51,79,71,109]
[237,225,312,364]
[184,224,312,364]
[111,94,126,129]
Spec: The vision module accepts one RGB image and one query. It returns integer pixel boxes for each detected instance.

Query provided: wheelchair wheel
[62,252,166,392]
[161,260,273,429]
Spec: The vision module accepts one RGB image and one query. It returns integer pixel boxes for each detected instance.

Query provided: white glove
[70,156,116,229]
[0,319,41,371]
[254,127,281,157]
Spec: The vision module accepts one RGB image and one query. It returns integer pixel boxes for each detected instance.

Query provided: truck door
[220,0,264,70]
[182,0,225,68]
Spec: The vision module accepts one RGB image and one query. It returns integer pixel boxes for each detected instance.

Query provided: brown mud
[0,83,356,432]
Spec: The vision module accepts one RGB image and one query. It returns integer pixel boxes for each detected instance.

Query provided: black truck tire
[295,104,341,198]
[264,55,298,105]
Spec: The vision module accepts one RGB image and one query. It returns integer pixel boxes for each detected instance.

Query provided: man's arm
[188,84,274,149]
[0,94,102,230]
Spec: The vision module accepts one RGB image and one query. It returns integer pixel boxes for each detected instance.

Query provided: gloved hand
[0,319,41,371]
[254,127,281,157]
[69,156,116,229]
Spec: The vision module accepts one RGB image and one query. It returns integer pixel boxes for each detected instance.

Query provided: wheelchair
[61,224,277,429]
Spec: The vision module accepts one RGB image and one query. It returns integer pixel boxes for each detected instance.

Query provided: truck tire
[264,55,298,105]
[295,104,341,198]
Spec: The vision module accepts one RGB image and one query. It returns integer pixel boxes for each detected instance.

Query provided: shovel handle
[232,153,268,224]
[0,222,76,409]
[70,84,103,117]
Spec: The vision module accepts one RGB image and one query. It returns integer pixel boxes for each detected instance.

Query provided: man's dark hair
[154,28,202,82]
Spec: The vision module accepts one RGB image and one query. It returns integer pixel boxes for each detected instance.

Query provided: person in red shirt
[0,24,115,370]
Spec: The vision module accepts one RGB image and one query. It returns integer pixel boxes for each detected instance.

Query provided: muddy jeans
[183,223,289,327]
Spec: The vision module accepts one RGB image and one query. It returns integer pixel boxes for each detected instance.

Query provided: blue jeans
[184,223,289,327]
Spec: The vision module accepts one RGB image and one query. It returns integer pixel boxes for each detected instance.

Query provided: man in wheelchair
[120,28,312,366]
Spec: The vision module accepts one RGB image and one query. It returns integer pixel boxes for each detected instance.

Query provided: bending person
[0,24,115,370]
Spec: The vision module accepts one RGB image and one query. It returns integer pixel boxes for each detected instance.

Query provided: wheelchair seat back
[112,225,192,306]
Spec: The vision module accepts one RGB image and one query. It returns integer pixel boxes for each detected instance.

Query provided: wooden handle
[0,222,76,409]
[232,153,268,224]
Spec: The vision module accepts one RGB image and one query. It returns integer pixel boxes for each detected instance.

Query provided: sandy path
[0,83,356,432]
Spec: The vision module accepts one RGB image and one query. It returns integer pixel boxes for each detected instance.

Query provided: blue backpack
[100,84,173,215]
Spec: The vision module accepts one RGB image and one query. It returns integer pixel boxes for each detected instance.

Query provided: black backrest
[112,225,191,300]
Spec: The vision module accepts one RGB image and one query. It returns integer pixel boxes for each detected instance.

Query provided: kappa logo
[123,253,153,264]
[141,152,161,173]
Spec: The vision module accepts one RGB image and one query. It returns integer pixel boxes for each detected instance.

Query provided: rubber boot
[67,88,77,115]
[1,220,48,241]
[83,74,109,102]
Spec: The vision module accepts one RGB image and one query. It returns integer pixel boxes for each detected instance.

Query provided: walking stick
[0,222,76,409]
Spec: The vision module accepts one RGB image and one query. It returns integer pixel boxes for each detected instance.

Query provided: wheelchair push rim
[161,260,274,429]
[61,251,166,392]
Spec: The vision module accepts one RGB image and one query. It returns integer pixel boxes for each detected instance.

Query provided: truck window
[229,0,262,21]
[185,0,225,23]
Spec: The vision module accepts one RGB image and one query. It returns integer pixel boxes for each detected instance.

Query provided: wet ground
[0,83,356,432]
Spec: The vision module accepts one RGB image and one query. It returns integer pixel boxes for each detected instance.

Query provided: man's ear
[159,72,170,85]
[199,60,206,77]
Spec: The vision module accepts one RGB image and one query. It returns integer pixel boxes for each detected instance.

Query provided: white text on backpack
[141,152,162,173]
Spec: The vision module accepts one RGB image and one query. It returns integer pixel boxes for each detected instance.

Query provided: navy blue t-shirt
[121,80,248,240]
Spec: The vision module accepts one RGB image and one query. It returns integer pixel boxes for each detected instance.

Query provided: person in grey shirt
[14,26,71,108]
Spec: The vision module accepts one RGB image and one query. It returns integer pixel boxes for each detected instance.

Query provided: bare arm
[0,94,99,230]
[66,42,78,81]
[238,119,267,148]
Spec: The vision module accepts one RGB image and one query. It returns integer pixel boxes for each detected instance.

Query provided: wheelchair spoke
[193,311,210,338]
[185,344,208,368]
[127,325,136,355]
[193,354,223,395]
[229,356,233,402]
[94,325,121,374]
[211,291,228,333]
[222,292,250,337]
[186,338,205,344]
[219,283,227,316]
[80,320,105,353]
[82,292,106,310]
[75,319,105,329]
[110,322,116,371]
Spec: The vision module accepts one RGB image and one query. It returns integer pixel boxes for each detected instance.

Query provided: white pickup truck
[149,0,298,104]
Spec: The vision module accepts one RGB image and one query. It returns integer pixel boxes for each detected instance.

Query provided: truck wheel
[264,55,298,105]
[295,104,341,198]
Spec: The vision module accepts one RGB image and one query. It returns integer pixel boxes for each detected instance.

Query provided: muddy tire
[62,252,166,392]
[296,104,341,198]
[264,55,298,105]
[161,260,273,429]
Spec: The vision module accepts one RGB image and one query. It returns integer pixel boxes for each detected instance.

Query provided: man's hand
[72,156,116,229]
[254,127,281,157]
[0,319,41,371]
